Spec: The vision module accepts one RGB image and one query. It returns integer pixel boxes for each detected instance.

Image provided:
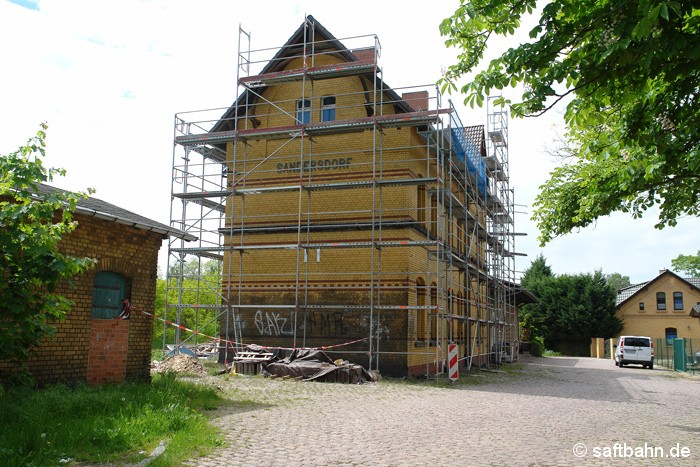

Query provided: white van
[614,336,654,369]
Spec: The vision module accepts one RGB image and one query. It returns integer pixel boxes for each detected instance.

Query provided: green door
[92,272,126,319]
[673,338,686,372]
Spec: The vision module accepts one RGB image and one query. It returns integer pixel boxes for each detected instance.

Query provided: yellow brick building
[167,16,518,377]
[616,270,700,341]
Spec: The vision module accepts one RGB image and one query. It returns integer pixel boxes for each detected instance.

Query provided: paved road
[188,356,700,466]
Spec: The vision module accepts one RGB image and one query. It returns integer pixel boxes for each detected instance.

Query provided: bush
[530,336,545,357]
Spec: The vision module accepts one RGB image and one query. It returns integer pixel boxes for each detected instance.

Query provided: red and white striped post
[448,343,459,381]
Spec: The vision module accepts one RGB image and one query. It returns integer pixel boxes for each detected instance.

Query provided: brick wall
[86,319,129,385]
[23,214,163,385]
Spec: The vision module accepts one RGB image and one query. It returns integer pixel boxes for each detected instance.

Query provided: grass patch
[0,373,225,466]
[543,349,564,357]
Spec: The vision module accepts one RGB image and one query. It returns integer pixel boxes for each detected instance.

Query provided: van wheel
[619,361,624,368]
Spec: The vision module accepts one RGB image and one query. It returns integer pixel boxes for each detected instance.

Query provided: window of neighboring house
[321,96,336,121]
[665,327,677,344]
[656,292,666,310]
[673,291,683,310]
[639,302,645,311]
[92,271,130,319]
[296,99,311,124]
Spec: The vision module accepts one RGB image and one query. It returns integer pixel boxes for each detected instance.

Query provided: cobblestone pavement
[187,357,700,466]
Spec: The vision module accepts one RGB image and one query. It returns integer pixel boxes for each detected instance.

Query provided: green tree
[152,259,222,348]
[0,125,95,381]
[605,272,631,291]
[519,255,555,346]
[519,257,621,355]
[671,250,700,277]
[440,1,700,245]
[520,254,553,287]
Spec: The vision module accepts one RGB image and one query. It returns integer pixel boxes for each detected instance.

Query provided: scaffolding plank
[239,59,376,87]
[174,110,449,146]
[174,190,233,199]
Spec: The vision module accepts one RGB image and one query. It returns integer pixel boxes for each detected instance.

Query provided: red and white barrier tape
[136,307,370,352]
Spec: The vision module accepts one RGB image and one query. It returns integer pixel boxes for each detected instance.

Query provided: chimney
[402,91,429,111]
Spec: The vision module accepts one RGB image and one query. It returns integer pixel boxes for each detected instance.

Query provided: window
[417,183,426,225]
[321,96,336,121]
[666,327,677,344]
[656,292,666,310]
[296,99,311,124]
[416,278,426,341]
[430,196,438,237]
[639,302,645,311]
[430,283,438,343]
[673,291,683,310]
[92,272,130,319]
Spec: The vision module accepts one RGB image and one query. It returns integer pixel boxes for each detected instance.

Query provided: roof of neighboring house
[210,15,414,136]
[35,183,197,241]
[691,304,700,318]
[616,270,700,307]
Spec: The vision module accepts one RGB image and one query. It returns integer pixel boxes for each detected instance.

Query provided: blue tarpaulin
[451,127,487,198]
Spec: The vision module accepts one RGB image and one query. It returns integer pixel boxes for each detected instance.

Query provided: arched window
[92,272,130,319]
[416,278,426,341]
[430,282,438,343]
[321,96,336,121]
[430,196,438,237]
[665,327,677,344]
[296,98,311,124]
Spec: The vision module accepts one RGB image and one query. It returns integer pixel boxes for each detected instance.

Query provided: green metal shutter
[92,272,126,319]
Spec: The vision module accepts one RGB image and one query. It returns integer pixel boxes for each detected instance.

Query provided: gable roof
[616,269,700,307]
[211,15,413,136]
[35,183,196,241]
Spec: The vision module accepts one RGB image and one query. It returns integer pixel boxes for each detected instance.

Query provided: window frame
[673,291,683,310]
[296,98,311,124]
[656,292,666,311]
[665,327,677,344]
[320,96,336,122]
[92,271,130,319]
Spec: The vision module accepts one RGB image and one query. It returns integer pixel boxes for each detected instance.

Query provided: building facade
[167,17,519,377]
[616,270,700,341]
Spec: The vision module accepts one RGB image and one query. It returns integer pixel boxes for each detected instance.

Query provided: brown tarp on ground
[261,348,375,383]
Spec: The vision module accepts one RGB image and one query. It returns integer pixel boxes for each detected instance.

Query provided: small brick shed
[18,184,194,386]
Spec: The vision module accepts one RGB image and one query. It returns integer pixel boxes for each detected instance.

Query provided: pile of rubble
[151,354,208,377]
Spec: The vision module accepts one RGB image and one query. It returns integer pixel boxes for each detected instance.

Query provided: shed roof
[36,183,196,241]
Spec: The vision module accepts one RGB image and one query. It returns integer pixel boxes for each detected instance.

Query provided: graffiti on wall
[304,311,348,337]
[254,310,293,336]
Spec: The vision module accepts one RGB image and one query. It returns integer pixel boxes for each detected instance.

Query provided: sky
[1,0,697,284]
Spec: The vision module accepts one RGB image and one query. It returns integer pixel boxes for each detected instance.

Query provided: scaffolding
[164,16,518,377]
